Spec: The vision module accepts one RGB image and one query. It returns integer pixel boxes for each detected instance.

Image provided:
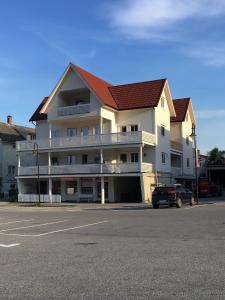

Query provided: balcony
[17,162,153,176]
[57,103,90,117]
[17,131,156,152]
[171,141,183,152]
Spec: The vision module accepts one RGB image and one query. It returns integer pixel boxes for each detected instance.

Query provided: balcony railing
[171,141,183,152]
[57,104,90,117]
[17,162,153,176]
[18,194,61,203]
[17,131,156,151]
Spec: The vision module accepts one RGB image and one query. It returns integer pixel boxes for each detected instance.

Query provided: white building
[16,63,196,203]
[0,116,35,199]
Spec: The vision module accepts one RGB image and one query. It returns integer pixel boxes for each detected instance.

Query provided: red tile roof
[109,79,166,110]
[29,97,48,122]
[30,64,167,121]
[171,98,190,123]
[71,64,117,109]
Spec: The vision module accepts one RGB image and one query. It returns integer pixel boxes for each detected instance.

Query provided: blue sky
[0,0,225,154]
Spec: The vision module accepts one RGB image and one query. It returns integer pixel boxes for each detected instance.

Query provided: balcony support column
[139,145,143,172]
[48,122,52,147]
[100,117,103,134]
[100,148,103,174]
[17,153,21,176]
[101,177,105,205]
[48,178,52,203]
[48,152,51,175]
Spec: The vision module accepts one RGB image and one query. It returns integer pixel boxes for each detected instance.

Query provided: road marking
[0,220,109,237]
[0,243,20,248]
[38,220,109,236]
[0,220,67,233]
[0,219,34,225]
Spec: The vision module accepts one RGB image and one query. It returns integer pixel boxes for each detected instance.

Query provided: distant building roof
[171,98,191,123]
[0,122,35,143]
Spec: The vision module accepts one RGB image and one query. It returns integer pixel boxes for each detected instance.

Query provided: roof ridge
[110,78,167,88]
[71,63,112,87]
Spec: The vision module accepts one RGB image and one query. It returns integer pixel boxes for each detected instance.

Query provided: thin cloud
[185,45,225,67]
[197,110,225,120]
[107,0,225,39]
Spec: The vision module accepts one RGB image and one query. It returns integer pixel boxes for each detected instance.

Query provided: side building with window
[170,98,196,189]
[16,63,196,203]
[0,116,35,199]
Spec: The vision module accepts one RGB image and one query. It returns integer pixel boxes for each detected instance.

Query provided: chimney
[7,115,13,125]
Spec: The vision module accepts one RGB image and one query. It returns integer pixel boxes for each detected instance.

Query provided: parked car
[152,185,195,208]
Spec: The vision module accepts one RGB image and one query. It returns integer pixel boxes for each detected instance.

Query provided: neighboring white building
[16,63,196,203]
[0,116,35,199]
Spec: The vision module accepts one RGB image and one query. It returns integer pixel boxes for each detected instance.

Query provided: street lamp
[33,142,40,205]
[190,124,199,204]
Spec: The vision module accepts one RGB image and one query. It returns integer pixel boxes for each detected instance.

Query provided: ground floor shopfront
[17,174,156,204]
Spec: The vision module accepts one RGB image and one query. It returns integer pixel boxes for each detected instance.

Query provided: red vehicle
[199,179,222,197]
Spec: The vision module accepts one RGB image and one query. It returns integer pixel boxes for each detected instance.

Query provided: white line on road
[38,220,109,236]
[0,243,20,248]
[0,219,34,225]
[0,220,109,237]
[0,220,67,233]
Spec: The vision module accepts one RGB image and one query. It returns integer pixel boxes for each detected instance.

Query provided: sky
[0,0,225,154]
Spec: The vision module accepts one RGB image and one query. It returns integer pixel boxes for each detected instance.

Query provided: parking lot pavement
[0,202,224,300]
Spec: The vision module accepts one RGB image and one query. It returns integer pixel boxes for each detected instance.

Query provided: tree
[208,148,225,163]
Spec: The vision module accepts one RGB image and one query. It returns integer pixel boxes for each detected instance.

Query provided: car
[152,185,195,208]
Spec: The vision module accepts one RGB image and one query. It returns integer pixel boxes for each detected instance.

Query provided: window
[161,126,165,136]
[121,126,127,133]
[93,126,100,135]
[67,155,76,165]
[130,124,139,132]
[67,128,77,137]
[82,127,89,136]
[80,179,93,194]
[161,97,165,108]
[8,165,15,175]
[51,157,58,166]
[52,130,60,138]
[187,158,190,168]
[66,181,77,195]
[94,154,100,163]
[82,154,88,164]
[130,153,139,163]
[120,153,127,163]
[162,152,166,164]
[186,136,189,145]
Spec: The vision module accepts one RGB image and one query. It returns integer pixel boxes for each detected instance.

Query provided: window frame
[161,152,166,164]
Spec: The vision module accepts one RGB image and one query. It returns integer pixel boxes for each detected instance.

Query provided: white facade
[16,65,196,203]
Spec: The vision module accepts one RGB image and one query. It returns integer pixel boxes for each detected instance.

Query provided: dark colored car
[152,185,195,208]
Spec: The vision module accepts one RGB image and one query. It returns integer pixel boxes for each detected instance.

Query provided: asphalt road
[0,201,224,299]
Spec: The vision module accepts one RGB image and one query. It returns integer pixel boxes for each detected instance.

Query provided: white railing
[18,166,49,176]
[57,104,90,117]
[17,131,156,151]
[18,163,154,176]
[171,141,183,152]
[18,194,61,203]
